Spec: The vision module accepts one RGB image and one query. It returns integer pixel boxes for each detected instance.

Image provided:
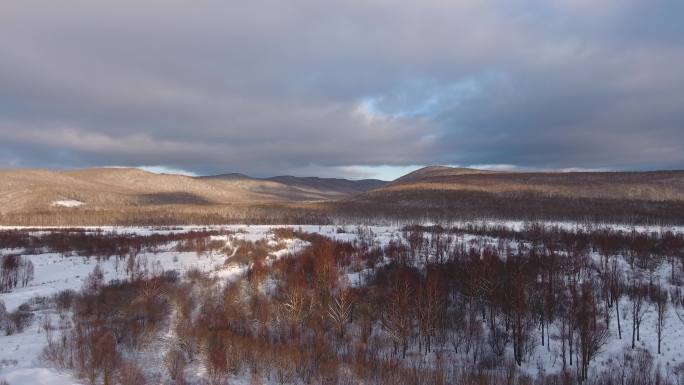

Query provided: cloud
[0,0,682,177]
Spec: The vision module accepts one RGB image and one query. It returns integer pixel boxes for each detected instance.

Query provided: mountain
[390,165,496,185]
[0,168,387,215]
[377,165,684,201]
[2,165,684,225]
[203,174,385,194]
[198,173,386,200]
[337,166,684,224]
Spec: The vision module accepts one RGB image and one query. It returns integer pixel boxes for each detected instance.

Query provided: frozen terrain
[1,223,683,384]
[0,226,310,384]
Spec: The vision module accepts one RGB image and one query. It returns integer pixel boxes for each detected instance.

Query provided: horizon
[2,164,684,182]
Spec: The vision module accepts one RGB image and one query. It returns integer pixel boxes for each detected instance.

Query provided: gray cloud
[0,0,682,178]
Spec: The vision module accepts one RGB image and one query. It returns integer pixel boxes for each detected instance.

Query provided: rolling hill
[336,166,684,224]
[0,168,386,215]
[379,166,684,201]
[2,166,684,225]
[199,173,385,200]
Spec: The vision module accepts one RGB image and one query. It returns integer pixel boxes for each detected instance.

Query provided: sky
[1,0,683,180]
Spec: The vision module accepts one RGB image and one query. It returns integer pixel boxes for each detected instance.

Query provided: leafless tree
[382,278,414,358]
[328,290,353,339]
[164,348,187,384]
[651,284,668,354]
[628,276,649,349]
[608,258,624,339]
[576,282,609,382]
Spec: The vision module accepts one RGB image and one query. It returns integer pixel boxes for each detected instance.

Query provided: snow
[50,200,84,208]
[0,249,229,384]
[0,225,325,384]
[1,223,683,384]
[2,367,77,385]
[0,322,79,385]
[523,296,684,379]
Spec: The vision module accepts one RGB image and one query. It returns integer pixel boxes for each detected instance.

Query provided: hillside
[391,165,497,184]
[381,166,684,201]
[335,166,684,224]
[2,166,684,225]
[0,168,385,216]
[200,173,386,199]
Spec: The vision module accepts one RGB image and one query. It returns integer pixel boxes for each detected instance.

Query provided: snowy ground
[0,250,227,384]
[0,226,320,384]
[524,255,684,380]
[1,224,682,384]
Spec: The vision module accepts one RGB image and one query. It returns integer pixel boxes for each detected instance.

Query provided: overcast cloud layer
[1,0,683,179]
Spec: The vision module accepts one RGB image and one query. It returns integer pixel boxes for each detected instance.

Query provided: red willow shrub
[35,225,684,385]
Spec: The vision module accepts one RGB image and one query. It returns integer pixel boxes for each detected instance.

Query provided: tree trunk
[616,300,621,339]
[561,319,567,369]
[631,309,636,349]
[657,325,662,354]
[569,328,573,366]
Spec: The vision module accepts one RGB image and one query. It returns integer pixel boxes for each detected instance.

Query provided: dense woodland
[1,225,684,384]
[337,190,684,225]
[0,205,334,227]
[3,187,684,227]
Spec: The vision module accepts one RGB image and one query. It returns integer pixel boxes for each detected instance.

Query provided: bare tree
[417,273,445,353]
[628,277,649,349]
[95,331,119,385]
[0,300,7,334]
[281,285,314,326]
[83,264,104,295]
[608,258,624,339]
[651,284,668,354]
[382,278,414,358]
[576,282,609,382]
[327,291,353,339]
[116,361,147,385]
[164,348,187,384]
[20,258,34,287]
[0,255,20,292]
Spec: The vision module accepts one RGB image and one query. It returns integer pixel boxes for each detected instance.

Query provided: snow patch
[51,200,84,208]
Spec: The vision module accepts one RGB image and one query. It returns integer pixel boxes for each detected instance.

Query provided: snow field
[1,223,682,384]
